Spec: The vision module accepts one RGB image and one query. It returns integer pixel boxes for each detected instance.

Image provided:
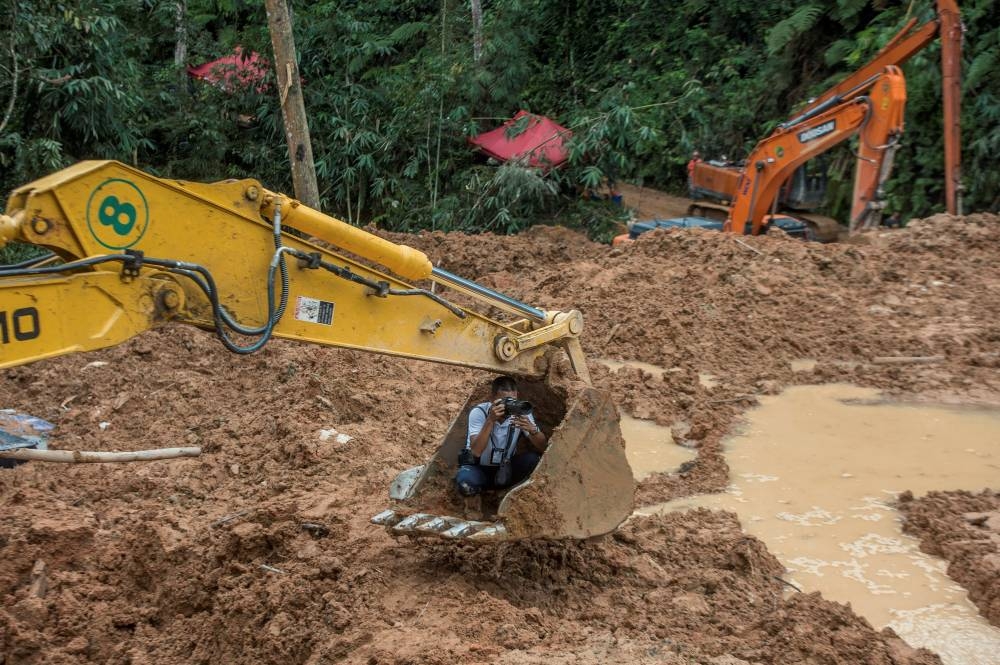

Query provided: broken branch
[733,238,764,256]
[0,446,201,463]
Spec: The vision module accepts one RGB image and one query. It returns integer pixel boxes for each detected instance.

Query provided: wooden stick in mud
[0,447,201,463]
[604,323,621,346]
[733,238,764,256]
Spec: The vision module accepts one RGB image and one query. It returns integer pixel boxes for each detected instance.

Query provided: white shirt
[467,401,538,466]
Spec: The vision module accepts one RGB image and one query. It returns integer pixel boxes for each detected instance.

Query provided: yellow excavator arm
[0,161,635,542]
[0,161,590,379]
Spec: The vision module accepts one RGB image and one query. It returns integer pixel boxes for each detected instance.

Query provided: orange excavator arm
[726,67,907,236]
[851,68,910,230]
[802,0,961,215]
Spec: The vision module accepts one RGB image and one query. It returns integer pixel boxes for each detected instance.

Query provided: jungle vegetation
[1,0,997,248]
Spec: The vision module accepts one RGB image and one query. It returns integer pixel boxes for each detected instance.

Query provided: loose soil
[3,209,999,664]
[898,489,1000,627]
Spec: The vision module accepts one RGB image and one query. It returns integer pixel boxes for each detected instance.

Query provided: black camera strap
[470,404,519,466]
[491,425,518,466]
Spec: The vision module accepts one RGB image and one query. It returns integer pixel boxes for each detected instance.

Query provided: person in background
[884,211,903,228]
[687,150,702,197]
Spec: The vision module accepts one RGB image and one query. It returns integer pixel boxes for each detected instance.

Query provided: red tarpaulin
[187,47,268,92]
[469,110,571,169]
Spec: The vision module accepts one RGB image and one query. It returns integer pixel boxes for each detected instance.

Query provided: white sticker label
[294,296,334,325]
[798,119,836,143]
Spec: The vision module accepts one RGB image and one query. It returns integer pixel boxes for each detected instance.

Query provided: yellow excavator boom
[0,161,635,541]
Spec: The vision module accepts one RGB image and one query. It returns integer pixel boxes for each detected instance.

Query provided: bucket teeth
[439,520,508,540]
[466,523,508,541]
[441,522,480,538]
[393,513,435,530]
[371,509,511,541]
[415,516,460,533]
[370,509,401,526]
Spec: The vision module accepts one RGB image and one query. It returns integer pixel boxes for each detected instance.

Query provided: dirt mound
[898,489,1000,627]
[4,213,1000,662]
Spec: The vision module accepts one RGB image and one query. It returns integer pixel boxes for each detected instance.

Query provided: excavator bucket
[372,369,635,542]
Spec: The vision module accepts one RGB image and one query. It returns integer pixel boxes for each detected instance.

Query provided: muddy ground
[2,210,999,664]
[898,489,1000,627]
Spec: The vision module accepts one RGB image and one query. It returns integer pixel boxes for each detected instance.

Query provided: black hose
[0,250,57,271]
[287,248,466,319]
[0,230,463,357]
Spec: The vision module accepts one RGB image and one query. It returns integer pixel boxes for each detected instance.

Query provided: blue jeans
[454,452,541,497]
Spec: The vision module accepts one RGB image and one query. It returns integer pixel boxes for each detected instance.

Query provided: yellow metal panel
[0,272,179,369]
[3,162,555,374]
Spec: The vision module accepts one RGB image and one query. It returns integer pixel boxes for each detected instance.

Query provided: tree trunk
[470,0,483,63]
[265,0,320,208]
[173,1,187,80]
[1,4,21,134]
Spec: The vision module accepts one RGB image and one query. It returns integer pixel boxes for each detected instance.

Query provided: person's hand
[512,415,535,433]
[490,399,506,421]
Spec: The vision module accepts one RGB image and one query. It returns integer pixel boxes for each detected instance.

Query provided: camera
[501,397,533,417]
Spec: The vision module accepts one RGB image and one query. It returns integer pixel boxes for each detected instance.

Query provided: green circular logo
[86,179,149,250]
[776,146,785,159]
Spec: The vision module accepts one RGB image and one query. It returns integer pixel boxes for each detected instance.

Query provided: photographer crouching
[454,376,548,498]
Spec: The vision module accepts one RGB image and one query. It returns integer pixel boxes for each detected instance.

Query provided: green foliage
[0,1,154,190]
[767,4,824,55]
[0,242,48,266]
[1,0,997,235]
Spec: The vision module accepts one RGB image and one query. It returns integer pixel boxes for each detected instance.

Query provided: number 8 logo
[98,195,138,235]
[86,178,149,250]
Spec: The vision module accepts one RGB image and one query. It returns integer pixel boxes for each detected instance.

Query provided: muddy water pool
[619,413,695,481]
[595,360,697,480]
[631,383,1000,665]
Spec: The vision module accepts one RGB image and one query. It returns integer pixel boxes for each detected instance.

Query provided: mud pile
[3,213,999,663]
[393,214,1000,503]
[898,489,1000,627]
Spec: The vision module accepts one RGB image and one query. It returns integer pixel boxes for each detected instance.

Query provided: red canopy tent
[469,110,571,169]
[187,47,269,93]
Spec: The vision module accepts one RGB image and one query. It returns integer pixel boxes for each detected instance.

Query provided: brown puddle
[635,383,1000,665]
[619,413,695,481]
[595,359,696,480]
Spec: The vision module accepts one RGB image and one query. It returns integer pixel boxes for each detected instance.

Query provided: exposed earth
[898,489,1000,627]
[616,182,693,221]
[2,207,999,664]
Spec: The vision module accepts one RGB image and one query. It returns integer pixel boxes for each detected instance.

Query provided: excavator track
[686,201,730,222]
[686,202,842,243]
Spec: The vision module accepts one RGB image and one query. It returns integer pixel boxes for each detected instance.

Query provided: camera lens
[503,398,532,416]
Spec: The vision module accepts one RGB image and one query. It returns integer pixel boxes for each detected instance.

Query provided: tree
[265,0,320,208]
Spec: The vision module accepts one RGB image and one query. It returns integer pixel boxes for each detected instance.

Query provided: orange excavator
[725,66,907,236]
[692,0,962,237]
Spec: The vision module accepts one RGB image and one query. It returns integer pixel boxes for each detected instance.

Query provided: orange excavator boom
[726,67,907,236]
[801,0,961,215]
